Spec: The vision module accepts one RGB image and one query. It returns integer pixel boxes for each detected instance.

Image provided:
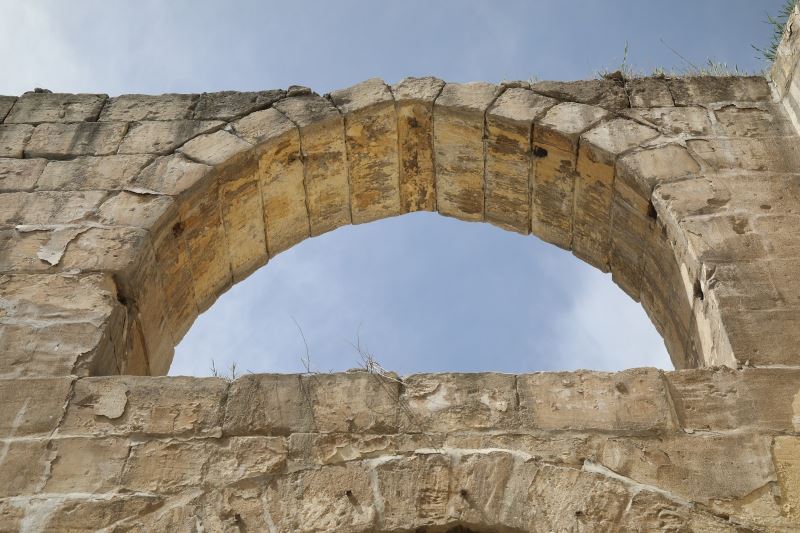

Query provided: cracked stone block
[330,78,401,224]
[401,372,517,432]
[274,95,351,236]
[44,437,130,493]
[100,93,197,121]
[713,103,796,137]
[0,377,73,437]
[97,192,174,235]
[5,93,107,124]
[179,129,253,166]
[194,89,285,121]
[434,82,499,221]
[118,119,222,156]
[38,154,151,191]
[532,79,629,109]
[61,376,227,436]
[250,109,309,256]
[0,190,106,226]
[574,118,658,270]
[624,106,711,136]
[668,76,770,106]
[485,89,555,233]
[127,153,211,196]
[626,78,674,107]
[0,158,47,192]
[392,76,444,212]
[517,369,672,432]
[223,374,314,436]
[25,122,127,160]
[531,102,608,248]
[0,124,33,158]
[0,96,16,122]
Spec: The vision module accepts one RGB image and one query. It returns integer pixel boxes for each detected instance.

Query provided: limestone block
[714,103,796,137]
[59,226,150,273]
[263,460,375,531]
[0,96,15,122]
[10,495,163,532]
[306,372,401,433]
[232,106,296,145]
[0,124,33,157]
[392,76,444,212]
[0,158,46,191]
[150,211,199,341]
[38,154,151,190]
[25,121,127,159]
[217,159,269,281]
[44,437,130,493]
[5,92,106,123]
[401,372,517,432]
[179,129,253,166]
[624,106,712,136]
[0,190,105,226]
[330,78,401,224]
[0,439,50,496]
[773,437,800,524]
[193,89,285,120]
[443,433,595,468]
[178,180,233,312]
[485,88,555,233]
[434,82,499,221]
[97,190,175,229]
[61,376,227,436]
[223,374,314,436]
[121,439,207,493]
[0,377,72,436]
[274,95,352,235]
[620,491,738,532]
[531,79,629,109]
[289,432,436,469]
[626,78,674,107]
[100,93,197,121]
[616,144,700,201]
[251,108,309,256]
[127,153,211,196]
[668,76,770,105]
[720,306,800,366]
[375,454,451,529]
[667,368,800,432]
[205,436,287,486]
[531,102,608,248]
[599,433,775,504]
[575,118,658,269]
[517,369,672,432]
[118,119,222,155]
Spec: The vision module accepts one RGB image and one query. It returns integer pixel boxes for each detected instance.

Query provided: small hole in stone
[532,146,548,158]
[172,221,185,238]
[460,488,469,498]
[693,279,704,301]
[646,202,657,220]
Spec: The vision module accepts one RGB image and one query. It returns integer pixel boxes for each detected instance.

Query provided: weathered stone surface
[193,89,285,120]
[626,77,674,107]
[37,154,151,190]
[668,76,771,105]
[97,190,175,228]
[331,78,401,224]
[532,79,629,109]
[0,124,33,158]
[5,92,106,124]
[118,119,222,155]
[625,105,712,136]
[0,190,106,226]
[434,82,499,221]
[0,96,15,122]
[0,377,72,436]
[392,77,444,212]
[223,373,313,436]
[100,93,197,121]
[0,158,46,191]
[127,152,211,196]
[518,369,672,432]
[531,102,608,247]
[25,121,127,159]
[178,129,253,166]
[714,103,796,137]
[274,95,351,235]
[485,89,555,233]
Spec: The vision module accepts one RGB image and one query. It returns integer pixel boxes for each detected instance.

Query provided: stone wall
[1,19,800,530]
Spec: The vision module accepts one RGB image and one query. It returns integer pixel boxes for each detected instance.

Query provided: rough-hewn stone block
[0,96,16,122]
[626,78,674,107]
[38,154,151,191]
[0,377,72,437]
[5,93,106,124]
[118,119,222,155]
[331,78,401,224]
[0,190,105,226]
[25,121,127,159]
[668,76,770,106]
[434,82,499,221]
[0,124,33,158]
[531,79,629,109]
[0,158,46,192]
[392,77,444,212]
[100,93,197,121]
[223,374,314,436]
[193,89,285,121]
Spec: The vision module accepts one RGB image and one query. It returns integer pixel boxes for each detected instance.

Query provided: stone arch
[4,75,797,378]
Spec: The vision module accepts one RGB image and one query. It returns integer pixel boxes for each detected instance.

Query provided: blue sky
[0,1,787,376]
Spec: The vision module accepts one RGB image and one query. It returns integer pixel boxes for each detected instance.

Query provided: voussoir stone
[193,89,285,121]
[118,119,223,155]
